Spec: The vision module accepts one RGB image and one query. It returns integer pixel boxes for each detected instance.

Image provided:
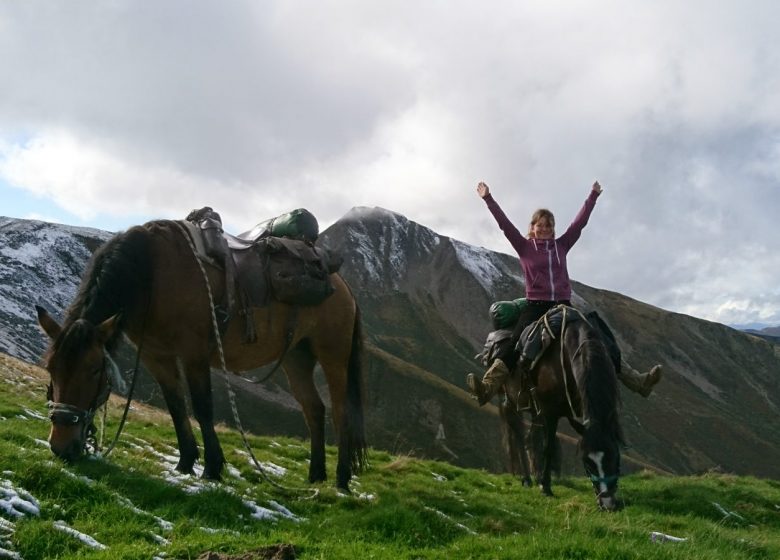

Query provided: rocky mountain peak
[2,213,780,478]
[0,217,111,362]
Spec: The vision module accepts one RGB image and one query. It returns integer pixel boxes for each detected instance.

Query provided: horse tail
[345,303,368,473]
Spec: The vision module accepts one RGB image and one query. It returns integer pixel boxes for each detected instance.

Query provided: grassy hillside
[1,353,779,560]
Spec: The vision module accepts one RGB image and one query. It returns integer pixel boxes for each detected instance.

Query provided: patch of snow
[242,498,301,523]
[114,495,173,532]
[149,532,170,545]
[258,462,286,477]
[226,464,244,480]
[198,526,240,536]
[52,520,107,550]
[0,547,21,560]
[0,479,40,518]
[57,467,95,486]
[423,506,477,535]
[22,408,46,421]
[451,240,522,293]
[336,490,375,501]
[268,500,303,521]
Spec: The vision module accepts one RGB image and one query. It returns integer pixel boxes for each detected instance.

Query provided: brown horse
[36,220,367,490]
[503,307,623,510]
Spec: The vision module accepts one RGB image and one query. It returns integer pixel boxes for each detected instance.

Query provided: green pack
[489,298,528,329]
[241,208,320,243]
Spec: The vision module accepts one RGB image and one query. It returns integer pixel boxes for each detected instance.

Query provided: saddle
[517,305,571,372]
[182,207,342,343]
[477,304,589,412]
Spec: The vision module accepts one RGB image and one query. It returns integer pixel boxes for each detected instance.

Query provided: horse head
[581,422,621,511]
[37,306,119,462]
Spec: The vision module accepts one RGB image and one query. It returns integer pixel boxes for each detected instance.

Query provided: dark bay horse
[502,307,623,510]
[36,220,367,490]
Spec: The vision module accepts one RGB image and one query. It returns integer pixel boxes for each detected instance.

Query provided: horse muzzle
[594,486,622,511]
[48,424,86,462]
[47,401,96,461]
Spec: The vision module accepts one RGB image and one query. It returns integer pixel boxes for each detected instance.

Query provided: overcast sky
[1,1,778,327]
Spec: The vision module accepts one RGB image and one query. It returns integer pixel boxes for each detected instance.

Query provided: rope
[173,220,318,499]
[101,326,146,457]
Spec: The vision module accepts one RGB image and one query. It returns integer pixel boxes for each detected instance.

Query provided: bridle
[583,450,621,498]
[47,353,112,453]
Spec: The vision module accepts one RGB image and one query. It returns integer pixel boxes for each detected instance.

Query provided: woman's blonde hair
[528,209,555,238]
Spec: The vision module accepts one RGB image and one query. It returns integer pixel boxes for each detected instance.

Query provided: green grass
[1,354,779,559]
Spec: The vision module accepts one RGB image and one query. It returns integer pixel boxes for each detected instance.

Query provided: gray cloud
[1,1,778,325]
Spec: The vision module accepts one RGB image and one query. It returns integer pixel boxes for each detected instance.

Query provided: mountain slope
[2,211,780,478]
[2,352,779,560]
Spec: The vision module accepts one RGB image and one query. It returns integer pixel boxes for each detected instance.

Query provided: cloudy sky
[1,1,778,327]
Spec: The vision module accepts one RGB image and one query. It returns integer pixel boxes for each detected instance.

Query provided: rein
[173,220,317,498]
[100,321,147,457]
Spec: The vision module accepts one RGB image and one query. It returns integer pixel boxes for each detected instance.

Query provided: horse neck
[565,326,619,433]
[64,226,153,340]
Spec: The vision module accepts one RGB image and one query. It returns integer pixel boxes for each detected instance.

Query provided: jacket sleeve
[558,189,600,250]
[483,194,528,254]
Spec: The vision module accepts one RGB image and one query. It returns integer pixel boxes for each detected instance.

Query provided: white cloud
[1,0,779,325]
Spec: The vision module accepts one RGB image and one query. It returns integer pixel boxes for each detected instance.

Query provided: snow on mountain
[334,207,442,288]
[0,217,111,362]
[450,239,523,294]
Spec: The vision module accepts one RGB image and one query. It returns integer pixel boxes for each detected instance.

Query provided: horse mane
[574,329,624,446]
[56,224,153,355]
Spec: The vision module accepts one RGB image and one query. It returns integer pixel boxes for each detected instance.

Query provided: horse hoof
[202,469,222,481]
[175,462,195,475]
[539,485,554,497]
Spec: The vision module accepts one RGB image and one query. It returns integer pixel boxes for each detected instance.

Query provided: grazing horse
[503,307,623,510]
[36,220,367,490]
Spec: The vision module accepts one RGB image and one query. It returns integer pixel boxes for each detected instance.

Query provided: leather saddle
[181,207,341,343]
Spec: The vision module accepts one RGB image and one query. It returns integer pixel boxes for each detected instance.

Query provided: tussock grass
[1,352,779,559]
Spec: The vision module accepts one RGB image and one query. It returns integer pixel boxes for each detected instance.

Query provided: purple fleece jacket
[483,190,600,302]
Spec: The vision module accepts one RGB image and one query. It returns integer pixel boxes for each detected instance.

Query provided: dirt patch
[197,544,296,560]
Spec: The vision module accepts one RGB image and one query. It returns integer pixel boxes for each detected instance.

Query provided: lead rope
[172,220,317,499]
[101,328,146,457]
[98,299,150,457]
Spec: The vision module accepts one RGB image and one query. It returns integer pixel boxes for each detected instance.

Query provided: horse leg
[539,415,559,497]
[499,398,532,487]
[282,343,327,484]
[318,345,364,492]
[143,355,199,474]
[181,356,224,480]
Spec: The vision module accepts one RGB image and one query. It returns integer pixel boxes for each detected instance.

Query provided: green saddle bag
[489,298,528,330]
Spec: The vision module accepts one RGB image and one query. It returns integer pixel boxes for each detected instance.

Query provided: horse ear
[36,306,62,340]
[96,314,121,343]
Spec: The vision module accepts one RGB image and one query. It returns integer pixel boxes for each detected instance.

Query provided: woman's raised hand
[592,181,602,194]
[477,182,490,198]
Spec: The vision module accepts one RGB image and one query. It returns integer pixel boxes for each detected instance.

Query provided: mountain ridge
[1,211,779,478]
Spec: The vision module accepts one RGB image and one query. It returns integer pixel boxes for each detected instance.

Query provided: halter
[589,472,620,487]
[47,352,112,454]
